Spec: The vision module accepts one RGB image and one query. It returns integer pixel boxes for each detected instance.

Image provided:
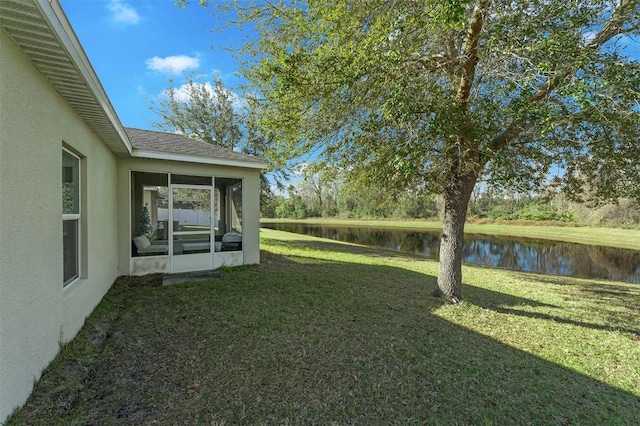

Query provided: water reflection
[262,223,640,284]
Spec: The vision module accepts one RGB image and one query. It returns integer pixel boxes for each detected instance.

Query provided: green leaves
[174,0,208,9]
[186,0,640,202]
[428,0,472,28]
[149,73,244,150]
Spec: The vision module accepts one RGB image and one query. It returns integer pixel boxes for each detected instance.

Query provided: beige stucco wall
[117,157,262,275]
[0,31,119,421]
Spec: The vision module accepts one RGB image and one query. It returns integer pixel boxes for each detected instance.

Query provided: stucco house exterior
[0,0,267,421]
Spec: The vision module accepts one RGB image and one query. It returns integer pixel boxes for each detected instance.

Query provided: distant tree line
[262,167,640,228]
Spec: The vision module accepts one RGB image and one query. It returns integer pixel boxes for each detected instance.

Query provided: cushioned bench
[133,233,243,256]
[132,235,168,256]
[221,232,242,252]
[182,242,211,253]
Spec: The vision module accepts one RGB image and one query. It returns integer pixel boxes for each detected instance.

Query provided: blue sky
[61,0,244,130]
[60,1,639,139]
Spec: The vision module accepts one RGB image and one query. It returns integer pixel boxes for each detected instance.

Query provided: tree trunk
[437,171,478,302]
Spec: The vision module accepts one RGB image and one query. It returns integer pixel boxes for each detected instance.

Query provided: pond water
[261,223,640,284]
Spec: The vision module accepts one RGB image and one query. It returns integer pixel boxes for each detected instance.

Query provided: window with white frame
[63,149,80,286]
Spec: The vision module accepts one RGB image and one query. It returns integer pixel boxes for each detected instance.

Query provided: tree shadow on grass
[261,234,436,261]
[471,272,640,337]
[486,305,640,337]
[7,243,640,425]
[272,235,640,335]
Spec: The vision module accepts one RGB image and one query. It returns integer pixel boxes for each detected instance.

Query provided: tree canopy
[237,0,638,195]
[149,72,276,203]
[187,0,640,300]
[150,74,244,150]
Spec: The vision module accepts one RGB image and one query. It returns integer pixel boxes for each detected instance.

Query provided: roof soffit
[0,0,131,155]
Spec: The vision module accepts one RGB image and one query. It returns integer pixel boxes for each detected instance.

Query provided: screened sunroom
[118,128,267,276]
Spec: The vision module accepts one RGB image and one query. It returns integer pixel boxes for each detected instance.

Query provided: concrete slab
[162,269,221,286]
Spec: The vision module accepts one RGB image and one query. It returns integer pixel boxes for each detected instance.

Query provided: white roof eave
[131,149,269,170]
[39,0,132,155]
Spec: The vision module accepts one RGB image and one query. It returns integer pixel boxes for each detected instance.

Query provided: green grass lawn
[7,229,640,425]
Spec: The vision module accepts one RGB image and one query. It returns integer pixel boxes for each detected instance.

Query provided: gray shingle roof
[125,127,266,166]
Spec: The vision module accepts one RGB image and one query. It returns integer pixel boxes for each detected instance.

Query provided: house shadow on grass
[7,239,640,425]
[261,233,437,262]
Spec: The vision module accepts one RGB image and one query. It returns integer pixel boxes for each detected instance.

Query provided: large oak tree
[189,0,640,301]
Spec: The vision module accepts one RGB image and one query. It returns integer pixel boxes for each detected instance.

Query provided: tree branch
[492,0,638,152]
[456,0,491,107]
[408,53,456,73]
[532,0,636,102]
[588,0,638,48]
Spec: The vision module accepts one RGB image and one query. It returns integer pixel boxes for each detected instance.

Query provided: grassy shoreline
[261,218,640,251]
[7,229,640,425]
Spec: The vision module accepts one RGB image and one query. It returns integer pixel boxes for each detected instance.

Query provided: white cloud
[171,81,212,102]
[106,0,140,25]
[582,30,596,42]
[169,81,247,111]
[146,55,200,73]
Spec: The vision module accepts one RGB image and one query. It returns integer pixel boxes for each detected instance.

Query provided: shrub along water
[264,185,640,228]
